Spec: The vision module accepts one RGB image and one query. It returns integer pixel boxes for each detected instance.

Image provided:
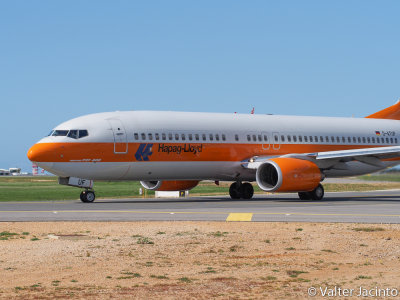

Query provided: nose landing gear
[80,190,96,203]
[229,182,254,199]
[58,177,96,203]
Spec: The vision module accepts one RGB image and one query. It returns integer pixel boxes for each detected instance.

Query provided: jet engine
[256,158,322,192]
[140,180,199,191]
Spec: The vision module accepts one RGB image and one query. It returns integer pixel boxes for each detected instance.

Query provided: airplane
[27,101,400,203]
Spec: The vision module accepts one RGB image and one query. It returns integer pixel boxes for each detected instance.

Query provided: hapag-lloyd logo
[158,143,203,155]
[135,144,153,161]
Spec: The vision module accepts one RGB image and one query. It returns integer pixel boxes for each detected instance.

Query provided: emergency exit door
[272,132,280,150]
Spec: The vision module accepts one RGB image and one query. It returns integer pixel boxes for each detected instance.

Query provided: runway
[2,190,400,223]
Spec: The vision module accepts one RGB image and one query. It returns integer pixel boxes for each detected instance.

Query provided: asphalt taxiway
[2,190,400,223]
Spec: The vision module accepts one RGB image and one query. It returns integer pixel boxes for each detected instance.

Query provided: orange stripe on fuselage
[28,142,395,163]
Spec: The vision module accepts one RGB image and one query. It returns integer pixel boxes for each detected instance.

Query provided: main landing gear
[80,190,96,203]
[229,182,254,199]
[298,184,324,200]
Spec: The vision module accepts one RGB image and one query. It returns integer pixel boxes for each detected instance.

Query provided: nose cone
[27,143,54,162]
[27,144,40,162]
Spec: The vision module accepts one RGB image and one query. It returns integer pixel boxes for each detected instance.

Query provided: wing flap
[314,146,400,161]
[242,146,400,170]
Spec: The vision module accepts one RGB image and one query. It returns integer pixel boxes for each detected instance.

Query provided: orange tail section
[366,100,400,120]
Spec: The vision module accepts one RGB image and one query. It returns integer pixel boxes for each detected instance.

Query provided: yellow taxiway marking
[226,213,253,222]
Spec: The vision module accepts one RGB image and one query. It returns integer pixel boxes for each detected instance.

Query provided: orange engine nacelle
[256,158,322,192]
[140,180,199,191]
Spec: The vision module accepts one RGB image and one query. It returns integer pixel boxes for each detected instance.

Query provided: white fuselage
[28,111,400,181]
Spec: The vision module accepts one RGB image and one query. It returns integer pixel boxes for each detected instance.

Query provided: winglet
[366,100,400,120]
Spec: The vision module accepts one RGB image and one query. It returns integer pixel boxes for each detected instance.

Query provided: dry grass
[1,222,400,299]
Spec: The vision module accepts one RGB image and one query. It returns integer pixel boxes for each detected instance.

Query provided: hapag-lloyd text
[158,144,203,155]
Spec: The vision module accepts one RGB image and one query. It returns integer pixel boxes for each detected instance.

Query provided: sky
[1,1,400,172]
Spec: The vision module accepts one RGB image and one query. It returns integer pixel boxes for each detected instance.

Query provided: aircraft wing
[244,146,400,170]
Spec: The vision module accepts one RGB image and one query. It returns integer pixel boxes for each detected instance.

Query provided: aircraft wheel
[309,184,324,200]
[80,191,96,203]
[298,192,311,200]
[240,182,254,199]
[229,182,241,199]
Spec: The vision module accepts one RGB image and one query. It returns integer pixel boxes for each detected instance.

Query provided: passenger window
[252,135,257,141]
[372,137,375,143]
[353,137,356,143]
[134,133,139,140]
[195,134,199,141]
[162,133,166,140]
[299,136,303,142]
[168,133,173,140]
[293,136,297,142]
[155,133,160,140]
[391,138,394,143]
[247,135,251,141]
[314,136,318,142]
[395,138,398,144]
[181,134,185,141]
[209,134,214,141]
[274,135,279,142]
[336,137,340,143]
[320,136,324,143]
[215,134,220,141]
[202,134,207,141]
[330,136,334,143]
[342,137,345,143]
[310,136,313,142]
[263,135,268,142]
[362,137,366,143]
[348,137,351,143]
[367,137,370,143]
[141,133,146,140]
[304,136,308,142]
[222,134,226,141]
[175,133,179,140]
[258,134,262,142]
[325,136,329,143]
[281,135,285,142]
[235,134,239,141]
[386,137,390,143]
[188,134,192,141]
[288,135,292,142]
[148,133,153,140]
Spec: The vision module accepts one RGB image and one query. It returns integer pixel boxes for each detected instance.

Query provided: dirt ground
[1,222,400,299]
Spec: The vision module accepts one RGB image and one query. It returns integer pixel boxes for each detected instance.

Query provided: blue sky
[1,1,400,171]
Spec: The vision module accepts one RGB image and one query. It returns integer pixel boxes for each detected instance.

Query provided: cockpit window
[52,130,69,136]
[47,130,54,136]
[79,130,88,138]
[51,129,89,139]
[68,130,79,139]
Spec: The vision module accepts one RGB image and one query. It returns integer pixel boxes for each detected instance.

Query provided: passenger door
[108,119,128,154]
